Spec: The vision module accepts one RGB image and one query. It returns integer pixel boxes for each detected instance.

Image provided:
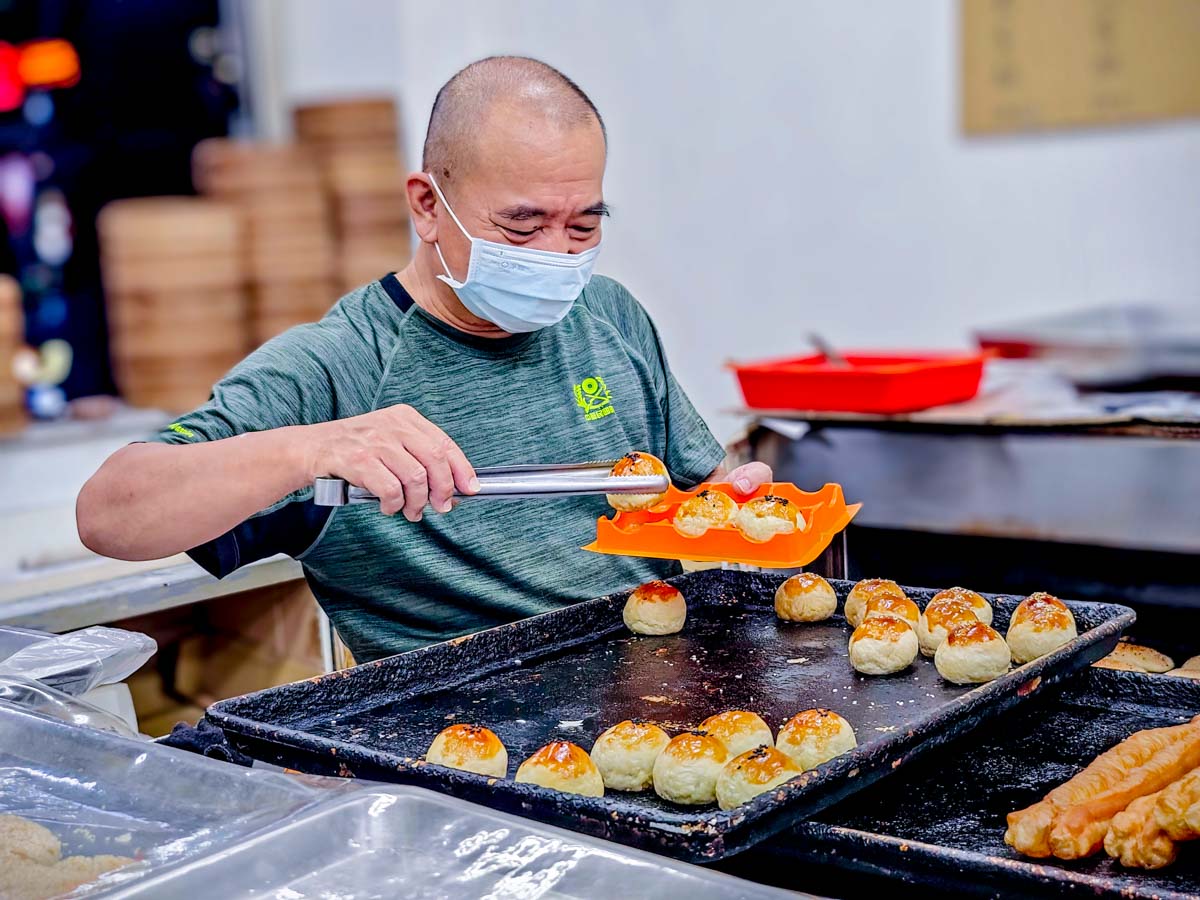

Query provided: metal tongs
[312,460,669,507]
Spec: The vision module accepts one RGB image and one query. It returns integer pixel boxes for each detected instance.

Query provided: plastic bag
[0,625,156,695]
[0,675,139,738]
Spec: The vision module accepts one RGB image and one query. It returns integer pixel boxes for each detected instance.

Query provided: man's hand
[303,405,478,521]
[709,460,773,496]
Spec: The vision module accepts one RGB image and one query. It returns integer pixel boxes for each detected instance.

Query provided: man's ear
[407,173,438,243]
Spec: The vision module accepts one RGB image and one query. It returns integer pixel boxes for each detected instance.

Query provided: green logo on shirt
[573,376,614,421]
[167,423,195,438]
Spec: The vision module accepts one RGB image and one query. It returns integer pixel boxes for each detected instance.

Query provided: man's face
[432,105,606,279]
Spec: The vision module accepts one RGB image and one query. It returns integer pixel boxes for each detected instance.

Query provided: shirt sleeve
[150,323,338,447]
[594,279,726,487]
[146,325,341,578]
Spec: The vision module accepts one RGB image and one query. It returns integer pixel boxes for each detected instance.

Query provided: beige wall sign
[962,0,1200,134]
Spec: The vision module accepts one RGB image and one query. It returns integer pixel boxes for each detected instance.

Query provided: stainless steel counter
[754,422,1200,554]
[0,554,303,632]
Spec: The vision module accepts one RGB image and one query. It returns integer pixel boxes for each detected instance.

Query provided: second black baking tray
[208,570,1133,862]
[734,668,1200,898]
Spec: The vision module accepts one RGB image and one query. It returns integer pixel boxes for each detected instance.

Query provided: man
[77,57,771,662]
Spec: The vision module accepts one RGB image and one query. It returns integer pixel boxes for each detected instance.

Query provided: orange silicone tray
[582,482,861,569]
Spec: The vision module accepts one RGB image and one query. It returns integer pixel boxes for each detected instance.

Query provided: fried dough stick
[1050,729,1200,859]
[1105,789,1180,869]
[1105,768,1200,868]
[1005,718,1200,858]
[1155,768,1200,839]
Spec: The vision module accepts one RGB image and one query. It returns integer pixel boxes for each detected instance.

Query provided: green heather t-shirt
[153,274,725,662]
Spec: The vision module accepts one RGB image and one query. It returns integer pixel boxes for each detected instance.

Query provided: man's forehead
[455,118,605,216]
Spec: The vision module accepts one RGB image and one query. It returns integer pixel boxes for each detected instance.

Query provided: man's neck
[394,246,512,339]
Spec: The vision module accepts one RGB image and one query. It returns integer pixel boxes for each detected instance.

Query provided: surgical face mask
[429,174,601,333]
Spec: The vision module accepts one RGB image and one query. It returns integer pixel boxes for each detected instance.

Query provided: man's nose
[537,229,573,254]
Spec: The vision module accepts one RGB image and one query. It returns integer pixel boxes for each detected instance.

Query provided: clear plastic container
[1,704,802,898]
[104,788,800,899]
[0,703,323,895]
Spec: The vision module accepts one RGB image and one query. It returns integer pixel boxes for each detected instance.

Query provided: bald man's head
[422,56,606,182]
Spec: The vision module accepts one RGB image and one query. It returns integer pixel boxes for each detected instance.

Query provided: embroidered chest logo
[573,376,614,421]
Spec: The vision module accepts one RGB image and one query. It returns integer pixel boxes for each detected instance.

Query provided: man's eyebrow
[494,202,610,220]
[495,204,546,221]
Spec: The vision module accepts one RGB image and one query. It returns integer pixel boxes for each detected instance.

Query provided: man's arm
[77,405,478,562]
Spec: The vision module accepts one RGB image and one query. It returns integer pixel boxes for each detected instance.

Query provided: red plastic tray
[729,351,986,414]
[582,481,861,568]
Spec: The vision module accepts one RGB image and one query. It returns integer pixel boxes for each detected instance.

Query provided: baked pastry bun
[848,614,919,675]
[917,597,980,657]
[775,572,837,623]
[699,710,774,759]
[733,495,804,543]
[515,741,604,797]
[845,579,907,628]
[935,621,1011,684]
[716,745,804,811]
[1092,656,1142,672]
[1099,642,1174,674]
[607,452,670,512]
[426,724,508,777]
[673,489,739,537]
[863,593,920,628]
[623,580,687,635]
[589,720,671,791]
[776,708,857,770]
[652,730,729,805]
[931,586,993,626]
[1006,592,1078,663]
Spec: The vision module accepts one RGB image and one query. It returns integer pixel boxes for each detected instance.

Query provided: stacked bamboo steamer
[0,274,25,435]
[293,97,413,292]
[193,139,337,344]
[98,197,246,413]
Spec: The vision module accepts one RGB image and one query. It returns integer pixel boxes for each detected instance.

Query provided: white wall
[269,0,1200,440]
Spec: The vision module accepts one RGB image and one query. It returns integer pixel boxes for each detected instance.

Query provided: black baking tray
[731,668,1200,898]
[208,570,1133,862]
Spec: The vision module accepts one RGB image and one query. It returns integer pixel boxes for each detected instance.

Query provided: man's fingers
[730,461,773,495]
[380,447,430,522]
[359,460,405,516]
[411,418,478,498]
[404,434,456,514]
[444,438,477,496]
